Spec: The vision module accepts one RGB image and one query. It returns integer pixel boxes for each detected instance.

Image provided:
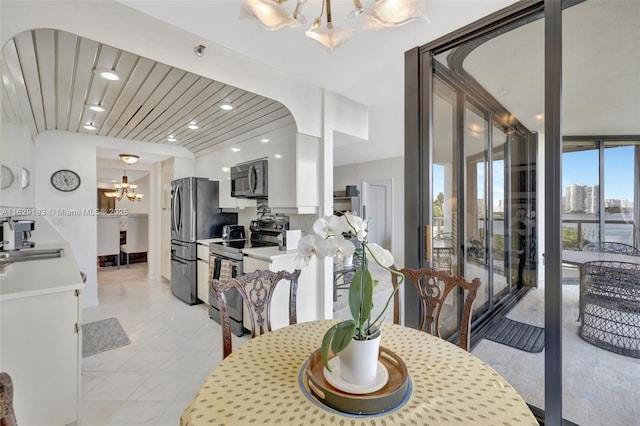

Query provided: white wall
[0,121,35,208]
[35,130,194,308]
[334,156,405,266]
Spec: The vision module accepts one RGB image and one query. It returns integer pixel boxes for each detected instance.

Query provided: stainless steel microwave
[230,159,268,198]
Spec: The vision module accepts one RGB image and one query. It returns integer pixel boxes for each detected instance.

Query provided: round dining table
[180,320,537,425]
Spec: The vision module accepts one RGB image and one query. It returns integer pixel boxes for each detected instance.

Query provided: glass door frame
[405,0,565,422]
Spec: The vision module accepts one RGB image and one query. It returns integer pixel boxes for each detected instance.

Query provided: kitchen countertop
[242,246,299,262]
[0,243,84,301]
[0,216,84,301]
[196,238,224,245]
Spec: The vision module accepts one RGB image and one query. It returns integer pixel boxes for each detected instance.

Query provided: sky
[563,146,634,200]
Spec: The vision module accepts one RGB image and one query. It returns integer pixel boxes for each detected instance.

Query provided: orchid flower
[366,243,394,267]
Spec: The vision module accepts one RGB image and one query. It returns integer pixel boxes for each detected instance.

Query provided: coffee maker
[1,219,35,250]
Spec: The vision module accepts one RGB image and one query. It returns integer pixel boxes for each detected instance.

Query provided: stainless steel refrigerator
[170,177,237,304]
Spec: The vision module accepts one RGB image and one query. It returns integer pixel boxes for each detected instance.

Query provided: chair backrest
[211,269,301,359]
[434,232,454,241]
[122,216,148,253]
[97,216,120,256]
[391,266,481,351]
[0,372,17,426]
[582,242,640,256]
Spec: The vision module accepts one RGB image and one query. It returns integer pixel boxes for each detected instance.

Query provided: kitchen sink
[0,248,64,263]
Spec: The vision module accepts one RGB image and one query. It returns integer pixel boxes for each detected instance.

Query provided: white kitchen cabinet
[197,124,318,212]
[268,133,320,213]
[243,250,318,331]
[0,288,81,425]
[196,243,210,304]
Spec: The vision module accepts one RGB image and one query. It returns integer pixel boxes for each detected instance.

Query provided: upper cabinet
[268,133,319,214]
[195,124,319,213]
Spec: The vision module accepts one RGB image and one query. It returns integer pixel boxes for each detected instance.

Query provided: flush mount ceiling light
[231,148,241,152]
[87,104,106,112]
[219,102,234,111]
[95,68,121,81]
[261,138,270,143]
[84,123,97,130]
[241,0,427,51]
[188,121,199,130]
[167,135,177,142]
[119,154,139,165]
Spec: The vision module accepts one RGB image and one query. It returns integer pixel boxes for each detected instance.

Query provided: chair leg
[127,253,130,268]
[117,253,120,270]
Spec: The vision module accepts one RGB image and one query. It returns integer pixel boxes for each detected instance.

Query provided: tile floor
[83,262,639,425]
[80,263,248,425]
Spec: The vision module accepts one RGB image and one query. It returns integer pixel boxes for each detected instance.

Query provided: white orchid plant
[295,211,404,370]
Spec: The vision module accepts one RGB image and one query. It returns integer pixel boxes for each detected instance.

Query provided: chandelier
[105,154,144,202]
[242,0,427,50]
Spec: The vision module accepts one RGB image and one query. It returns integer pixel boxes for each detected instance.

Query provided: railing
[562,218,636,250]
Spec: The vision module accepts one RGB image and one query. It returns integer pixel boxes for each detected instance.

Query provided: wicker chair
[391,267,481,351]
[582,242,640,256]
[579,261,640,358]
[0,372,17,426]
[211,269,301,359]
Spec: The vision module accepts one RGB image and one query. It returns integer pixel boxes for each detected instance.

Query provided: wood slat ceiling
[1,29,295,157]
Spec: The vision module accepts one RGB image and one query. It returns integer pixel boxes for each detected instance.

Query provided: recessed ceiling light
[231,148,240,153]
[84,124,97,130]
[95,68,121,81]
[87,104,106,112]
[188,121,199,130]
[261,138,270,143]
[219,102,234,111]
[274,154,283,159]
[221,166,230,172]
[167,137,177,142]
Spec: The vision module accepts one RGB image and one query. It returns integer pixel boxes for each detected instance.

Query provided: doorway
[361,179,393,250]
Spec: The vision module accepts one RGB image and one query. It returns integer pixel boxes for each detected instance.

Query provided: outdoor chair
[391,266,481,351]
[211,269,301,359]
[433,232,455,273]
[582,242,640,256]
[580,261,640,358]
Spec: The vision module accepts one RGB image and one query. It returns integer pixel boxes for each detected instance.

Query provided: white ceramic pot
[343,255,353,267]
[338,331,381,385]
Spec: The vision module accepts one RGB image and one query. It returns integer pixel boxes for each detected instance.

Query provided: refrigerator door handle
[173,185,182,233]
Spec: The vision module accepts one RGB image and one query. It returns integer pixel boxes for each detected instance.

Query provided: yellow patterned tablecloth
[181,320,537,425]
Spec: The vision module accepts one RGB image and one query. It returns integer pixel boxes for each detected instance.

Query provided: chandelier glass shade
[105,172,144,202]
[242,0,427,50]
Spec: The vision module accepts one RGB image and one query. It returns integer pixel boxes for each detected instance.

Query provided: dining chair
[0,372,17,426]
[391,266,481,351]
[211,269,301,359]
[97,216,121,269]
[582,242,640,256]
[120,216,148,267]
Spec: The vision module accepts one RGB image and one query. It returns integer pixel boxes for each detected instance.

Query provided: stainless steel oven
[208,240,246,336]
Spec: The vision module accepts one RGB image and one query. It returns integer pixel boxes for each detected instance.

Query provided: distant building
[565,184,587,212]
[586,185,599,214]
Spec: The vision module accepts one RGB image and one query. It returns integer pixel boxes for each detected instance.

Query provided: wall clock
[51,169,81,192]
[1,165,14,189]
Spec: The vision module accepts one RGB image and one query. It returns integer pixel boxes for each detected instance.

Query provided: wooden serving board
[304,346,410,415]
